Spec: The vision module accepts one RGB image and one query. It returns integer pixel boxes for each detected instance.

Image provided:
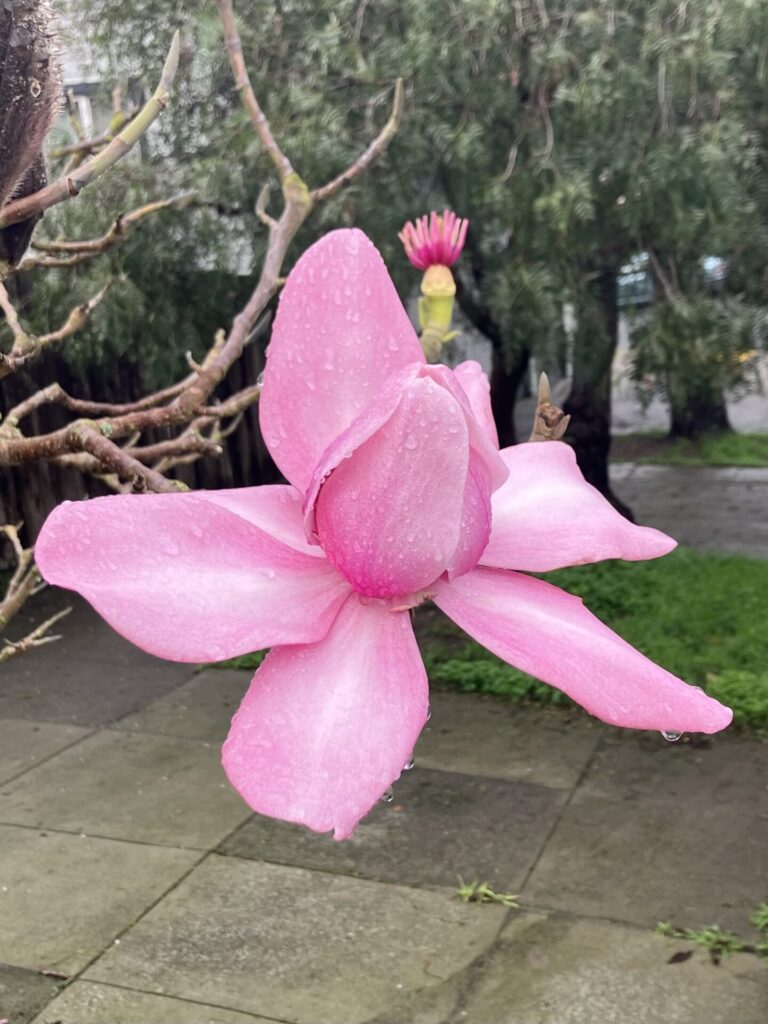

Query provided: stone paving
[1,468,767,1023]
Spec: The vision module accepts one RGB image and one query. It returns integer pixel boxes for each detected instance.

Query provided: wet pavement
[1,463,767,1023]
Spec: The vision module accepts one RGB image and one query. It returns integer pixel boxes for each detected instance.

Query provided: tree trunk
[668,385,731,439]
[564,266,633,520]
[491,346,530,447]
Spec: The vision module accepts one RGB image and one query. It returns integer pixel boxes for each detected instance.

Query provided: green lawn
[215,547,768,734]
[611,431,768,467]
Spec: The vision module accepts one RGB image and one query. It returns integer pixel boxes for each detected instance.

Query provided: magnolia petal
[481,442,676,572]
[446,456,493,579]
[315,376,473,596]
[222,593,429,839]
[200,485,321,557]
[425,363,506,491]
[434,567,732,734]
[36,493,351,662]
[452,361,499,448]
[259,229,425,493]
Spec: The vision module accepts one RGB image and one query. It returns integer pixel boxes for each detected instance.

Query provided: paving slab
[85,853,506,1024]
[29,982,278,1024]
[608,464,768,559]
[456,911,768,1024]
[0,593,194,726]
[0,729,252,848]
[0,719,91,784]
[523,733,768,931]
[415,693,602,788]
[114,668,249,743]
[0,824,197,974]
[221,767,566,891]
[0,963,61,1024]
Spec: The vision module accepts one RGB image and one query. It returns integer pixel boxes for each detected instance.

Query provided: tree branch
[216,0,295,182]
[16,191,195,272]
[0,32,181,231]
[311,79,404,202]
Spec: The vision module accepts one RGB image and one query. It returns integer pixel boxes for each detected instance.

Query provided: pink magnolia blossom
[36,229,732,840]
[398,209,468,270]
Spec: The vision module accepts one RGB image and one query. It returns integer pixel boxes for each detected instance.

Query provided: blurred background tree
[17,0,768,505]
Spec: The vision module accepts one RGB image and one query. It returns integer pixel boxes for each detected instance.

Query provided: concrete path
[611,463,768,559]
[1,463,768,1024]
[0,587,766,1024]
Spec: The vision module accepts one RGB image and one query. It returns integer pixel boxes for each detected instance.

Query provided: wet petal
[446,455,492,579]
[36,493,351,662]
[259,229,425,493]
[200,484,321,557]
[452,361,498,448]
[434,567,732,733]
[481,442,676,572]
[222,594,429,839]
[314,376,471,596]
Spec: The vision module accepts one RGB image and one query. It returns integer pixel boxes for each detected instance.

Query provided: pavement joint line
[0,819,207,853]
[104,666,206,730]
[0,724,100,788]
[40,847,215,1009]
[518,728,604,897]
[53,977,294,1024]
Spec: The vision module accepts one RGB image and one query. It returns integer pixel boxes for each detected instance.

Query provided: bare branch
[0,281,112,380]
[17,191,195,271]
[0,606,72,665]
[311,78,404,202]
[217,0,295,182]
[0,32,181,231]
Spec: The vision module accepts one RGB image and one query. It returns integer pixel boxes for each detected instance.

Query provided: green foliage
[657,902,768,964]
[456,878,519,907]
[611,431,768,467]
[628,292,767,437]
[706,671,768,731]
[35,0,768,440]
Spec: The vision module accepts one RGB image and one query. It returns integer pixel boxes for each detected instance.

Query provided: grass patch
[212,547,768,733]
[610,431,768,467]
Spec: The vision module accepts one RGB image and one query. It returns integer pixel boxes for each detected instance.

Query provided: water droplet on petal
[403,758,415,771]
[381,786,395,803]
[661,730,682,742]
[256,371,265,389]
[426,706,431,721]
[404,436,417,450]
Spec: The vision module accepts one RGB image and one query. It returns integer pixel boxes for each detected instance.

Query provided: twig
[0,33,181,230]
[0,282,112,380]
[17,192,195,272]
[217,0,295,182]
[311,79,404,202]
[0,606,72,664]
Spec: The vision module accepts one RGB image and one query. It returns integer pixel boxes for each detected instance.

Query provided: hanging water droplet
[426,706,431,721]
[661,730,682,742]
[381,786,394,803]
[256,371,265,389]
[403,758,415,771]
